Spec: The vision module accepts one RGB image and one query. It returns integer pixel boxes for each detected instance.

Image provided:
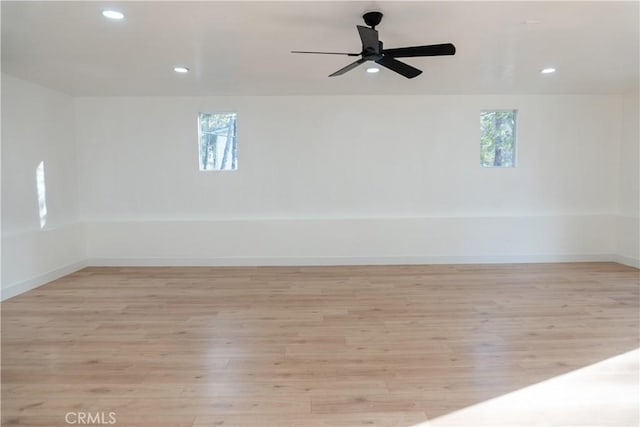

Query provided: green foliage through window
[198,112,237,171]
[480,110,516,167]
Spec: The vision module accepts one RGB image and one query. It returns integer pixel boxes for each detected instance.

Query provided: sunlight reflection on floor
[415,349,639,427]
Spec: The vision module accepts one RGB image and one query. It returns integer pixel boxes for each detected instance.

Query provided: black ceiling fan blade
[375,55,422,79]
[291,50,360,56]
[357,25,379,53]
[382,43,456,58]
[329,58,367,77]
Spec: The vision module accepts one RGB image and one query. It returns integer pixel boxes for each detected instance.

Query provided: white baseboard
[1,260,88,301]
[86,253,615,267]
[613,255,640,269]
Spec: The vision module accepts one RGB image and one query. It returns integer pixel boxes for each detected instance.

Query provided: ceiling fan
[292,12,456,79]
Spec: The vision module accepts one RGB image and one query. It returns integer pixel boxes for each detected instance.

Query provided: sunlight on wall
[414,348,639,427]
[36,161,47,228]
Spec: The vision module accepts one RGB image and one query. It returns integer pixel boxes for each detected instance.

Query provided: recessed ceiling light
[540,67,556,74]
[174,66,189,73]
[523,19,542,25]
[366,67,380,74]
[102,10,124,20]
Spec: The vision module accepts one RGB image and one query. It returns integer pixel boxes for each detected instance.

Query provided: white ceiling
[2,1,638,96]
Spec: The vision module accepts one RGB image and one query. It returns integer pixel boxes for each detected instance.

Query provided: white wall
[1,74,84,298]
[75,95,621,265]
[616,92,640,266]
[1,87,634,292]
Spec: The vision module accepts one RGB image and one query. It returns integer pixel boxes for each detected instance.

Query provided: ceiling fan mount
[362,11,383,29]
[291,11,456,79]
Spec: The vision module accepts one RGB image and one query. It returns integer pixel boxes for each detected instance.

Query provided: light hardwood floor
[1,263,638,426]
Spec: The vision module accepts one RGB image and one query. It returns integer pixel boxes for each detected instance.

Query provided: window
[480,110,516,167]
[36,161,47,228]
[198,112,237,171]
